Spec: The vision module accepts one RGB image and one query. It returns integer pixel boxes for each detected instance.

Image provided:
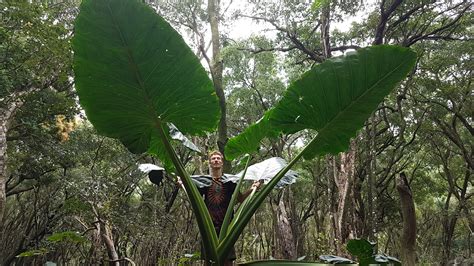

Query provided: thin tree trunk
[0,110,7,226]
[320,1,331,59]
[275,194,297,259]
[328,156,338,254]
[334,141,356,255]
[0,99,24,238]
[102,223,119,266]
[367,115,377,242]
[87,222,102,265]
[441,192,458,265]
[396,172,416,266]
[207,0,229,171]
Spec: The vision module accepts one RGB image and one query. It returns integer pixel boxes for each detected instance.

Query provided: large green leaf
[73,0,219,155]
[219,45,416,261]
[225,45,416,160]
[73,0,220,261]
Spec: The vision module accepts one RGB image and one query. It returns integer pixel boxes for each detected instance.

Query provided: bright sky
[226,1,377,41]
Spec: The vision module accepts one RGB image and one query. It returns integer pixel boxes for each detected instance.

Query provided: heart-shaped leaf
[225,45,416,160]
[73,0,219,156]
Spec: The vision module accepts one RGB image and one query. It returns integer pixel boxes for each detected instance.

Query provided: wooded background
[0,0,472,265]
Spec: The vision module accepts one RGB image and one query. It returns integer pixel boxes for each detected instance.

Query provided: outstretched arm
[238,180,263,203]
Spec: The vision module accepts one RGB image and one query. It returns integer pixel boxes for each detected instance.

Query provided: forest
[0,0,472,265]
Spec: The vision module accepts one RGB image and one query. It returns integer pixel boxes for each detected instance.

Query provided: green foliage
[0,0,73,101]
[16,248,48,258]
[73,0,219,157]
[225,45,417,160]
[47,231,86,244]
[73,0,221,261]
[225,110,278,160]
[178,252,201,266]
[72,0,416,264]
[241,261,346,265]
[346,239,401,265]
[346,239,375,264]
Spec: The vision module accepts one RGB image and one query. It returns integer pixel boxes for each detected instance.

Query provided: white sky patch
[226,0,377,41]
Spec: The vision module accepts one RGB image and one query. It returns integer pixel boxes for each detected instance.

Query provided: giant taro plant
[72,0,416,265]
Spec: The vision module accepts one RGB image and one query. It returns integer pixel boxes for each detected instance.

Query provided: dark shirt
[198,176,236,231]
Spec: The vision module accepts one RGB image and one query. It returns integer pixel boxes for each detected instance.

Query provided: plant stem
[155,123,220,263]
[217,137,315,261]
[219,155,251,241]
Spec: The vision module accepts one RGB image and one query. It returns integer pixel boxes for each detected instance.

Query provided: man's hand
[251,180,263,191]
[176,176,184,189]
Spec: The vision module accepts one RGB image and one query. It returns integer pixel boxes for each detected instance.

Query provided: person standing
[198,151,261,266]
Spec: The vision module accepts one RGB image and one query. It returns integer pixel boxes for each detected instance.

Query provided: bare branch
[239,14,323,62]
[374,0,403,44]
[405,2,472,46]
[237,46,297,54]
[330,45,361,52]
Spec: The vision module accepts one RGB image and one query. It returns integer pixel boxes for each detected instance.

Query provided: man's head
[208,150,224,171]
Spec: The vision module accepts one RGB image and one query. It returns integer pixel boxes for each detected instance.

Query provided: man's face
[209,154,223,170]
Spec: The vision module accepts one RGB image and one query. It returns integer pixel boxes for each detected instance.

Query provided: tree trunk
[320,1,331,59]
[207,0,229,171]
[441,192,458,265]
[102,223,119,266]
[87,223,102,265]
[327,156,339,254]
[396,172,416,266]
[0,99,24,239]
[334,141,356,255]
[277,198,297,259]
[0,110,7,226]
[271,191,297,259]
[367,115,377,242]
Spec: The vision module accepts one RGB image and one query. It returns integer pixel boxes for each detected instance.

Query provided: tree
[156,0,231,170]
[0,0,76,239]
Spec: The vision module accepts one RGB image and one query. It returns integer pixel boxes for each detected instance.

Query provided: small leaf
[17,248,48,257]
[347,239,374,260]
[233,157,298,188]
[47,231,86,244]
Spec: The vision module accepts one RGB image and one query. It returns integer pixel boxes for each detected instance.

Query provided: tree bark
[0,98,25,234]
[373,0,403,45]
[396,172,416,266]
[277,198,297,259]
[441,192,458,265]
[207,0,229,171]
[102,223,119,266]
[334,141,356,255]
[271,191,297,260]
[87,222,102,265]
[320,1,331,58]
[367,115,377,242]
[0,109,7,226]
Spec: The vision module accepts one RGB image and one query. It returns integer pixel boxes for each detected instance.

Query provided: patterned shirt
[199,177,237,231]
